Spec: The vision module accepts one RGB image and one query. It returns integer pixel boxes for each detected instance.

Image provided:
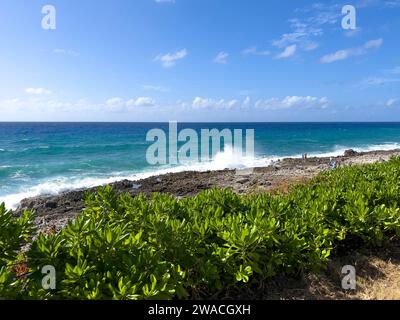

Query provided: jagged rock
[236,177,250,184]
[344,149,358,157]
[261,181,272,186]
[45,200,57,209]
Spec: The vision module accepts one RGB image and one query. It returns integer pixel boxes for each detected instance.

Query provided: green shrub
[0,203,34,298]
[1,157,400,299]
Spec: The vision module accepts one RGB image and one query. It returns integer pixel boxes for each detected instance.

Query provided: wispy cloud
[127,97,156,107]
[142,85,170,92]
[387,98,399,107]
[213,51,229,64]
[272,19,323,49]
[320,38,383,63]
[25,87,52,95]
[344,27,363,37]
[384,0,400,8]
[359,77,400,87]
[255,96,329,110]
[155,49,188,68]
[358,65,400,87]
[191,95,329,111]
[1,94,333,117]
[364,38,383,49]
[192,97,240,109]
[306,3,342,25]
[2,95,157,114]
[303,41,319,51]
[242,47,271,57]
[53,49,79,57]
[106,97,124,107]
[0,97,93,113]
[276,45,297,59]
[106,97,156,109]
[270,3,342,58]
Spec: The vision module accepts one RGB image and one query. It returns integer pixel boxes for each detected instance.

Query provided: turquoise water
[1,122,400,209]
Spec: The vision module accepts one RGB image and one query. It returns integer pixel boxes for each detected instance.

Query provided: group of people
[329,158,337,169]
[329,157,345,170]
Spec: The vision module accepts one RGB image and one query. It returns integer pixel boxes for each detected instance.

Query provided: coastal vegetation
[1,157,400,299]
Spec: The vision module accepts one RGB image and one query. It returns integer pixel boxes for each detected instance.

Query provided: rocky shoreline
[15,148,400,233]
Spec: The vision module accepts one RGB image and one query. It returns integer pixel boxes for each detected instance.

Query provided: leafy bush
[1,157,400,299]
[0,204,34,298]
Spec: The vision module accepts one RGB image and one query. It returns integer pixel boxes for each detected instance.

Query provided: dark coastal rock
[236,177,250,184]
[260,181,272,187]
[344,149,358,157]
[45,200,58,209]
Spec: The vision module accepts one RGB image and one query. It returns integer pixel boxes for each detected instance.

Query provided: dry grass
[268,176,309,195]
[281,242,400,300]
[224,241,400,300]
[356,257,400,300]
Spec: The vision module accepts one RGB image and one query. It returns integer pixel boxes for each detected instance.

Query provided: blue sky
[0,0,399,121]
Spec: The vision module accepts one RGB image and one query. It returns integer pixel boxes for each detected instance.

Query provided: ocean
[1,122,400,209]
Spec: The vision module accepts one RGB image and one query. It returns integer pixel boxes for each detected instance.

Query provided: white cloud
[364,38,383,49]
[106,97,124,106]
[2,95,157,114]
[320,38,383,64]
[190,96,329,111]
[255,96,329,110]
[272,3,381,60]
[1,94,333,119]
[25,87,52,95]
[192,96,255,110]
[53,49,79,57]
[272,17,325,53]
[0,98,21,109]
[155,49,188,68]
[385,0,400,8]
[127,97,156,107]
[213,51,229,64]
[242,47,271,57]
[107,97,156,109]
[0,97,95,113]
[243,96,251,108]
[345,27,362,38]
[319,50,349,63]
[386,98,399,107]
[302,42,319,51]
[253,4,343,60]
[359,77,400,87]
[276,45,297,59]
[192,97,239,109]
[272,19,323,49]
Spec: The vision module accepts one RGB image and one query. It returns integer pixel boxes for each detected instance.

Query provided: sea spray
[146,121,255,166]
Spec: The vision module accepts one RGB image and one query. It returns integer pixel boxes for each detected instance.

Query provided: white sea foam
[1,142,400,210]
[307,143,400,159]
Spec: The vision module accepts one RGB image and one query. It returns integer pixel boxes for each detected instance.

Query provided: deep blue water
[1,122,400,208]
